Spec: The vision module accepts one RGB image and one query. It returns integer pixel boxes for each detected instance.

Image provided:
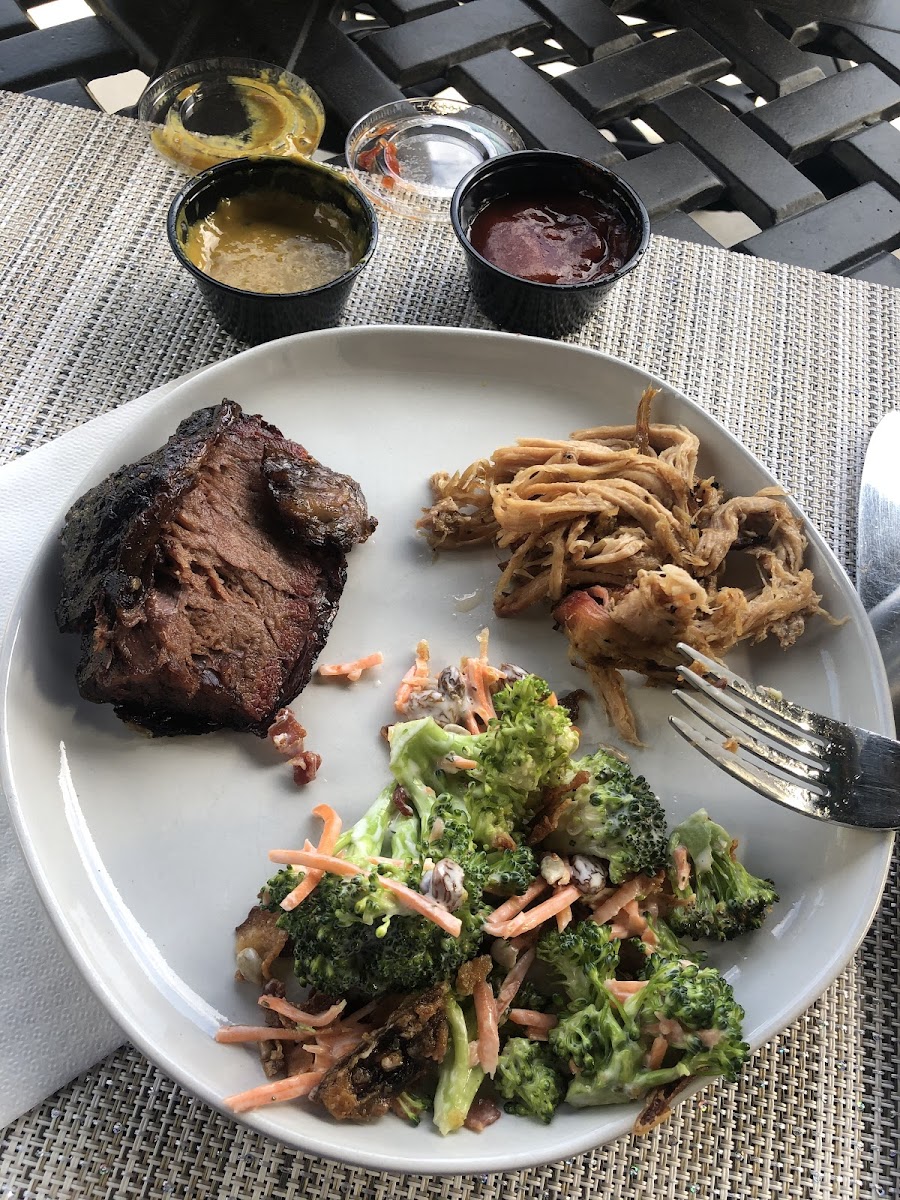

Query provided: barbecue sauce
[468,193,632,285]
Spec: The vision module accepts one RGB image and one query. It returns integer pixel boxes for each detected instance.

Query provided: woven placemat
[0,91,897,1200]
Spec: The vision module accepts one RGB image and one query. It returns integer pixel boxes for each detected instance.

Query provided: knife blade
[857,410,900,723]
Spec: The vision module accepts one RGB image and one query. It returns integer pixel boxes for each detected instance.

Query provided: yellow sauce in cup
[151,71,324,174]
[183,189,358,294]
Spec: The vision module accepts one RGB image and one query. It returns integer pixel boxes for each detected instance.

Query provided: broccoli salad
[221,637,778,1133]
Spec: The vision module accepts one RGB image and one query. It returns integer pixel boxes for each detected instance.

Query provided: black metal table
[8,0,900,284]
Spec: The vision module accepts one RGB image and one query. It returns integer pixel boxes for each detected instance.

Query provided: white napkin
[0,372,203,1127]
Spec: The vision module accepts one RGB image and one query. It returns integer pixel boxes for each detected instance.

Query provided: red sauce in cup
[468,192,632,285]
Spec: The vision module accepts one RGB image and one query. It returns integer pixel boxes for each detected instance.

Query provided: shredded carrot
[376,876,463,937]
[311,804,341,852]
[492,884,582,938]
[556,904,573,932]
[464,656,497,729]
[268,849,362,876]
[485,880,549,931]
[436,755,479,771]
[673,844,691,892]
[646,1034,668,1070]
[215,1026,313,1044]
[473,980,500,1075]
[368,855,408,866]
[318,652,384,682]
[258,996,346,1027]
[604,979,649,1006]
[547,692,559,707]
[495,948,536,1016]
[508,1009,559,1031]
[592,876,655,926]
[279,806,342,912]
[394,640,431,711]
[224,1070,325,1113]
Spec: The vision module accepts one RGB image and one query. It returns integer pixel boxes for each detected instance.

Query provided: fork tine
[672,689,828,788]
[675,642,829,740]
[668,716,825,820]
[674,666,827,761]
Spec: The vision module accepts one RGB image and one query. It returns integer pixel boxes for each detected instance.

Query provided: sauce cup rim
[166,156,379,300]
[449,149,650,292]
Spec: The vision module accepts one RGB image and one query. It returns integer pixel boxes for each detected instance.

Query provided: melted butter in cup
[141,60,325,174]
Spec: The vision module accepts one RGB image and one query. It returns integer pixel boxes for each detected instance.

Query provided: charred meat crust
[314,983,448,1121]
[56,401,372,737]
[263,450,377,552]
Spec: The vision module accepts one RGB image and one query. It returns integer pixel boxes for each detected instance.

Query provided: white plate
[1,326,893,1174]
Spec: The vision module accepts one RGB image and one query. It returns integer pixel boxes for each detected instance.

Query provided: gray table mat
[0,91,897,1200]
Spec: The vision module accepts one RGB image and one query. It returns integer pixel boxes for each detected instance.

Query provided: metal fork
[668,643,899,830]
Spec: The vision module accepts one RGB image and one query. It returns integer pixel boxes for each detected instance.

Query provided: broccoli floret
[393,1091,430,1126]
[495,1038,567,1123]
[265,786,487,1000]
[550,1000,644,1106]
[474,846,540,895]
[667,810,779,941]
[542,749,668,883]
[469,676,579,847]
[536,921,619,1007]
[629,914,706,979]
[552,959,749,1107]
[433,995,484,1135]
[389,677,579,852]
[425,794,476,862]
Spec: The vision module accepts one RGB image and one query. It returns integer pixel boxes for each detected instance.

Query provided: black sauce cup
[450,150,649,338]
[167,156,378,344]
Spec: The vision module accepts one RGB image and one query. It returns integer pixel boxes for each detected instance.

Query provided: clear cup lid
[137,58,325,175]
[346,98,525,221]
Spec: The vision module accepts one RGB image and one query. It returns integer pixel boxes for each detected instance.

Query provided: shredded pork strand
[417,388,831,742]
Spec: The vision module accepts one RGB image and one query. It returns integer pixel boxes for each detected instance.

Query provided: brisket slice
[55,400,375,736]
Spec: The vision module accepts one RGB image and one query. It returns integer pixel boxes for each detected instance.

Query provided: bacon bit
[292,752,321,785]
[485,880,550,932]
[495,948,536,1016]
[723,736,739,753]
[215,1026,314,1044]
[673,845,691,892]
[507,1010,559,1031]
[604,979,648,1006]
[592,874,662,927]
[646,1035,668,1071]
[491,884,582,938]
[556,904,573,932]
[376,875,463,937]
[318,652,384,682]
[609,899,648,941]
[268,708,307,757]
[474,980,500,1075]
[224,1069,325,1113]
[509,929,543,954]
[464,1097,502,1132]
[394,640,431,712]
[269,848,362,877]
[698,1028,723,1048]
[267,708,321,786]
[258,996,346,1028]
[523,1026,550,1041]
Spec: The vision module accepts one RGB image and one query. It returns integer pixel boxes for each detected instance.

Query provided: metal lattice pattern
[322,0,900,282]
